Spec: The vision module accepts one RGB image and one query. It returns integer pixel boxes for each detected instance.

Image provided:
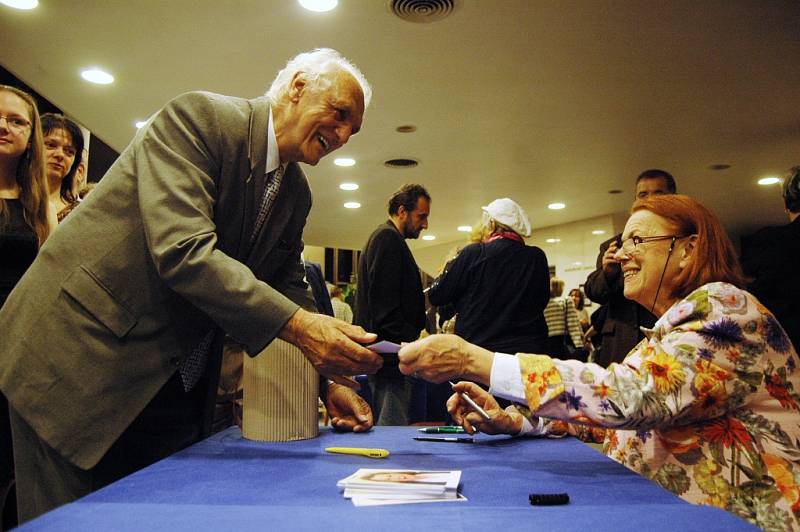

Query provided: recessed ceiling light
[0,0,38,9]
[548,202,566,210]
[135,121,147,129]
[758,176,781,186]
[545,238,561,243]
[343,201,361,209]
[591,230,606,235]
[339,183,359,191]
[457,225,472,232]
[81,68,114,85]
[334,157,355,167]
[422,235,436,241]
[573,262,582,266]
[298,0,337,12]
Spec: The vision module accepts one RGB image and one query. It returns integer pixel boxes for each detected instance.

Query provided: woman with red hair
[399,195,800,530]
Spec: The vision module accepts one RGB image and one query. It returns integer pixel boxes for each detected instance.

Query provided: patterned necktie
[178,328,215,391]
[178,166,285,392]
[250,164,285,245]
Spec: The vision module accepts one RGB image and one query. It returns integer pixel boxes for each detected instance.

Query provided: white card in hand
[366,341,401,354]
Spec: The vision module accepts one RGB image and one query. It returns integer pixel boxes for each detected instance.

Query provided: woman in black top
[0,85,51,293]
[428,198,550,354]
[0,84,50,529]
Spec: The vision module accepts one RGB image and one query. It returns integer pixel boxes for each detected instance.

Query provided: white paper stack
[337,469,465,506]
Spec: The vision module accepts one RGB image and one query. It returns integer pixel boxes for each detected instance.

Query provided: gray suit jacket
[0,91,314,469]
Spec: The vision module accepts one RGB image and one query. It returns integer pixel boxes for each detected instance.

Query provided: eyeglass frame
[0,114,32,134]
[618,234,687,256]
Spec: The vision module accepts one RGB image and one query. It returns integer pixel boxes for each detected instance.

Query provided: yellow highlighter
[325,447,390,459]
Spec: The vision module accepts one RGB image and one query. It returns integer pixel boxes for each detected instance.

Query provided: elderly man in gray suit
[0,48,382,522]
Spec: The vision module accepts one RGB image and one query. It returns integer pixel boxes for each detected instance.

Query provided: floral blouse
[57,199,80,223]
[516,282,800,530]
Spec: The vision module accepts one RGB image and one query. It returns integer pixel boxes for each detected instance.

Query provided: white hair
[482,211,511,233]
[265,48,372,108]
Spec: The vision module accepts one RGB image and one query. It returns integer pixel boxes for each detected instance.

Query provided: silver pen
[449,381,491,421]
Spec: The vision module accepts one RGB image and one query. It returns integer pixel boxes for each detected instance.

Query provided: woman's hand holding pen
[447,381,523,435]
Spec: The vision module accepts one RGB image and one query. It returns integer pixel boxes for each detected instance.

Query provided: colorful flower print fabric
[517,282,800,530]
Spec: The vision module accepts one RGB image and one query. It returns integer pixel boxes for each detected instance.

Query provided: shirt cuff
[489,353,527,404]
[517,415,546,437]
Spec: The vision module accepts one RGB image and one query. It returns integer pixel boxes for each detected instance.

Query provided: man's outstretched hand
[280,308,382,388]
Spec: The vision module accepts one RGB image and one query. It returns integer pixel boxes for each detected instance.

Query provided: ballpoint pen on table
[417,426,467,434]
[448,381,492,421]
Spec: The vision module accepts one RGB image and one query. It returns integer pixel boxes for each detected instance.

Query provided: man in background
[355,184,430,425]
[741,165,800,351]
[584,169,677,366]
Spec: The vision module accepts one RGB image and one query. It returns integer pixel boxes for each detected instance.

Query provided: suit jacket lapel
[235,97,271,261]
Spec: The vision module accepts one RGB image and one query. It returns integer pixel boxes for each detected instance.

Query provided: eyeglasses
[0,115,32,133]
[619,235,685,256]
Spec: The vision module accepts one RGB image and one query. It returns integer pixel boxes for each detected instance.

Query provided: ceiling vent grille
[388,0,460,23]
[384,158,419,168]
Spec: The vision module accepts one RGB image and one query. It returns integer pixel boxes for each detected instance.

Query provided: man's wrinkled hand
[280,308,382,388]
[397,334,469,384]
[325,382,373,433]
[398,334,494,385]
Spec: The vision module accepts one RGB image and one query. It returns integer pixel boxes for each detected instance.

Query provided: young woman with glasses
[0,84,52,305]
[0,84,52,529]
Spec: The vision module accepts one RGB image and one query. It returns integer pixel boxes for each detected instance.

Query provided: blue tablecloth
[20,426,755,531]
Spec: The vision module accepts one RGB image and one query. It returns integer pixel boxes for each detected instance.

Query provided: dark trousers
[10,371,208,524]
[1,393,16,531]
[545,334,570,360]
[369,374,416,426]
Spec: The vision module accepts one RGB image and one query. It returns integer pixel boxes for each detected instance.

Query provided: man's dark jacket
[355,221,425,376]
[584,235,655,366]
[741,216,800,352]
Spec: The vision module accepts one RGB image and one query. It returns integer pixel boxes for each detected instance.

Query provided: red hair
[631,194,746,299]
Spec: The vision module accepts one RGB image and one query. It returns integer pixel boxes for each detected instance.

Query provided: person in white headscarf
[428,198,550,356]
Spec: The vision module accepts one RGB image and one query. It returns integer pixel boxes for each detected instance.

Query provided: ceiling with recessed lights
[1,1,798,261]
